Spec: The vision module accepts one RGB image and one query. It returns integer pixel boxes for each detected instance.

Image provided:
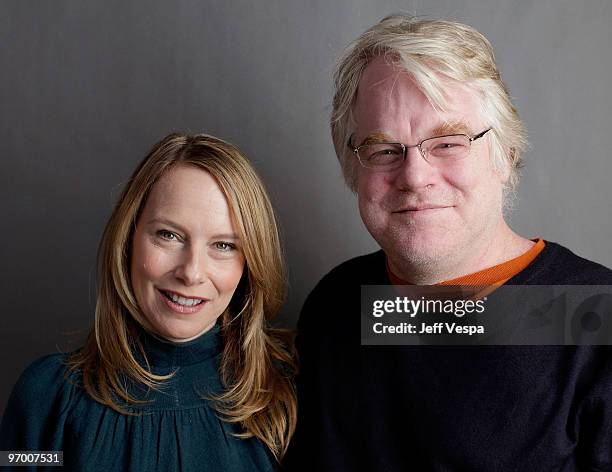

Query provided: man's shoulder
[298,250,385,317]
[513,240,612,284]
[317,250,387,287]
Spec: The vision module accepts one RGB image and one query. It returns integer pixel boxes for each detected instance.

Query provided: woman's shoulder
[12,353,77,397]
[2,353,81,423]
[18,351,69,375]
[0,352,82,450]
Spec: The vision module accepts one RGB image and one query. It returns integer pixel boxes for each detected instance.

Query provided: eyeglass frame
[347,128,493,169]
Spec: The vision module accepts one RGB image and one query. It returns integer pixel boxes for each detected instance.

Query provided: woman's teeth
[162,291,204,307]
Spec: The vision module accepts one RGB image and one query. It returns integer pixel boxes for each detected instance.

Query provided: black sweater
[284,242,612,471]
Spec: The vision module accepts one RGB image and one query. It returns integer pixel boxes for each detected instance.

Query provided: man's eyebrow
[430,122,472,136]
[356,124,472,147]
[358,132,396,146]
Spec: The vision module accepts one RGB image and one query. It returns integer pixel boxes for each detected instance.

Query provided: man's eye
[367,146,402,161]
[434,142,460,149]
[375,147,401,155]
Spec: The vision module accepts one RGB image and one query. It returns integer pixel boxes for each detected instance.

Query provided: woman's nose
[174,246,207,286]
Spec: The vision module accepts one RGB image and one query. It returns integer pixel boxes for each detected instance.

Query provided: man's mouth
[158,289,207,307]
[393,205,451,212]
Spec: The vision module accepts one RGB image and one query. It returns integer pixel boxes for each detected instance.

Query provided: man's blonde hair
[331,15,527,192]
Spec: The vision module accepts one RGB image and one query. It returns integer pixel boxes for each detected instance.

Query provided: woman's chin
[153,320,214,343]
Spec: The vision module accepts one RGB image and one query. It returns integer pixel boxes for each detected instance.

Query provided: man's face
[353,57,508,271]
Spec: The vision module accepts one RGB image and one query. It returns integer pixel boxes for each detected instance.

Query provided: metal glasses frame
[348,128,492,168]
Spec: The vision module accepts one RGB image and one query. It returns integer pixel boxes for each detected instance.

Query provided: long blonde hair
[67,133,296,460]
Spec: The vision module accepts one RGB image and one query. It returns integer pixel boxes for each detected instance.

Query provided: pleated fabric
[0,324,275,471]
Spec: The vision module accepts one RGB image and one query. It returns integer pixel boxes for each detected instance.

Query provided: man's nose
[174,246,207,286]
[392,145,437,191]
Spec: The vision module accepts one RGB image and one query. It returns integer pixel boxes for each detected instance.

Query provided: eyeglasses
[348,128,492,171]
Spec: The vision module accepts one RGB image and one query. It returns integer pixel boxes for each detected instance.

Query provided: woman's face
[130,164,245,342]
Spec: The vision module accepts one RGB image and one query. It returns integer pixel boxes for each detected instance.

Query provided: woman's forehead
[141,165,235,233]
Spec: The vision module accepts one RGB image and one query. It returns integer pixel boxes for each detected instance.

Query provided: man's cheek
[360,179,389,205]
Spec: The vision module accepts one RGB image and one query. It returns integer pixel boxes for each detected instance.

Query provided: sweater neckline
[135,323,222,368]
[386,238,545,286]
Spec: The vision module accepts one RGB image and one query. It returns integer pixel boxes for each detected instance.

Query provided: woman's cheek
[142,245,175,279]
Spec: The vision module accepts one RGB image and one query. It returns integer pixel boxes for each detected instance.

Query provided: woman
[0,133,296,470]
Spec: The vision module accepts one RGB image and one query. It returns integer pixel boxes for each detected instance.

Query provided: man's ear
[496,146,514,184]
[345,158,360,194]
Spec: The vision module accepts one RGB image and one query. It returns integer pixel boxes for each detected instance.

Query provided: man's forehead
[357,56,476,101]
[358,56,405,89]
[356,58,419,110]
[354,58,482,141]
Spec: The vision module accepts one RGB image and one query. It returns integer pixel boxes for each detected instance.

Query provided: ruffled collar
[135,323,223,369]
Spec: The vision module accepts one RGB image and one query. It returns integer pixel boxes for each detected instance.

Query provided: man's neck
[387,223,534,285]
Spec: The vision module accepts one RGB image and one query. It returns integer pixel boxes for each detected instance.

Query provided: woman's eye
[157,230,178,241]
[214,241,236,252]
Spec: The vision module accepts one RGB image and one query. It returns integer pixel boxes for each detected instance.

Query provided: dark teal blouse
[0,324,276,471]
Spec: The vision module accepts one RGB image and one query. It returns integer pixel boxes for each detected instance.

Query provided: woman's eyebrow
[147,217,239,240]
[146,217,188,234]
[210,233,240,241]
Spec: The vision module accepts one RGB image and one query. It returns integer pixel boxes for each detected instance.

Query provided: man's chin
[381,236,459,269]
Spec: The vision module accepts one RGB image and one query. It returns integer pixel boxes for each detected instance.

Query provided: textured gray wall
[1,0,610,414]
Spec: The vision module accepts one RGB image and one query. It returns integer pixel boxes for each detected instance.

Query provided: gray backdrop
[1,0,611,415]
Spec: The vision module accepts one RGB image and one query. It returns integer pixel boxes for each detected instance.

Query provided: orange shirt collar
[387,239,546,286]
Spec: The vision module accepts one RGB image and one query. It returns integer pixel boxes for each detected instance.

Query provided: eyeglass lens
[357,134,472,169]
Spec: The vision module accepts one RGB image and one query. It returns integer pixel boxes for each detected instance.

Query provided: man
[284,16,612,471]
